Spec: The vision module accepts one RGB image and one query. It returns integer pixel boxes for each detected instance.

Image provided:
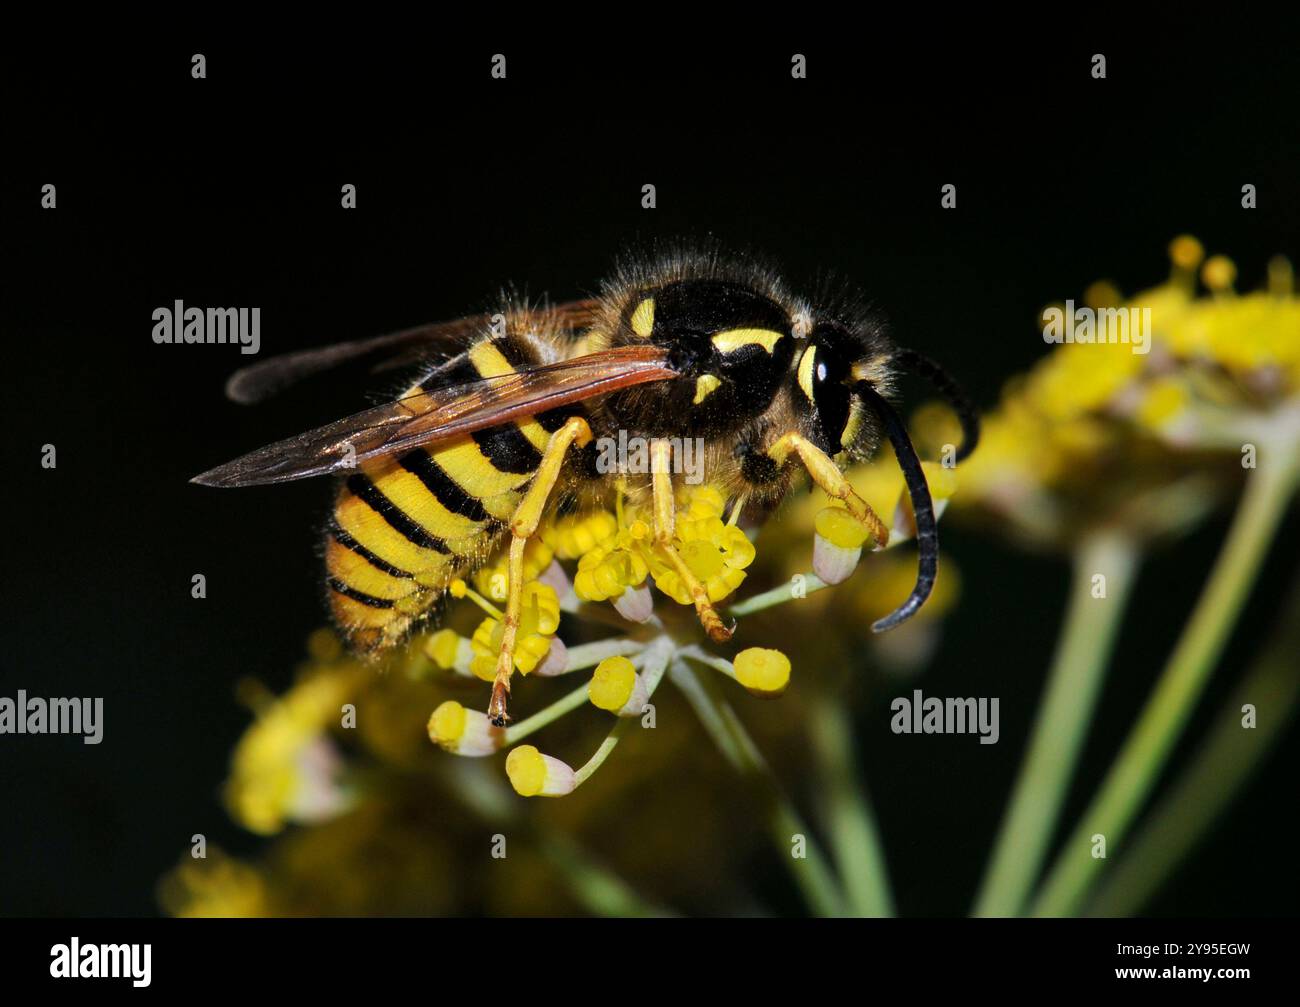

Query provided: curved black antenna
[855,381,937,633]
[892,348,980,463]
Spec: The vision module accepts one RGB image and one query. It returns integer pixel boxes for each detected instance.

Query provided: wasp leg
[650,440,733,643]
[767,432,890,548]
[487,416,593,727]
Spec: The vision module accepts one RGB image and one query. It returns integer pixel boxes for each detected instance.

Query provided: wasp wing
[193,345,674,487]
[224,299,603,404]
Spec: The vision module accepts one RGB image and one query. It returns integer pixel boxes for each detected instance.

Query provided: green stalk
[669,659,848,917]
[972,532,1139,916]
[503,683,589,745]
[537,832,677,917]
[571,636,676,788]
[1086,573,1300,916]
[728,573,829,618]
[504,637,661,745]
[809,698,895,916]
[1031,442,1300,917]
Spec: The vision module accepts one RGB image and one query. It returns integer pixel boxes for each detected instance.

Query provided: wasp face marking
[800,323,857,452]
[693,373,723,404]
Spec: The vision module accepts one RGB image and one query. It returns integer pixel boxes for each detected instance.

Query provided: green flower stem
[728,573,829,618]
[1086,573,1300,916]
[669,658,848,918]
[573,720,633,787]
[503,684,589,746]
[1031,440,1300,917]
[809,698,895,917]
[572,637,675,788]
[676,644,738,683]
[561,637,646,674]
[503,638,658,745]
[972,532,1140,917]
[536,832,677,917]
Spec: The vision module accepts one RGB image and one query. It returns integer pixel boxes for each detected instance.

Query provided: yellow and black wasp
[194,248,979,726]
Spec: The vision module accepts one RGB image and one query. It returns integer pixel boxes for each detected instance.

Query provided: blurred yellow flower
[224,659,358,836]
[955,237,1299,547]
[158,853,269,918]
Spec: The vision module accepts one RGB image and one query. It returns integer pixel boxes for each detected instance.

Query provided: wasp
[194,248,979,726]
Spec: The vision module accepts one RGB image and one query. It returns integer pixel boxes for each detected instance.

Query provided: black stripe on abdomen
[421,353,479,391]
[345,474,451,553]
[490,334,534,369]
[329,521,416,578]
[328,577,396,608]
[397,449,490,522]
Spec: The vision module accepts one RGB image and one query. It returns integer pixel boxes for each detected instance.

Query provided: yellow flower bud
[919,461,958,501]
[469,618,500,682]
[588,655,648,716]
[1169,234,1205,271]
[424,629,462,670]
[505,745,576,797]
[544,510,618,559]
[815,506,873,550]
[1136,378,1190,429]
[1202,255,1237,292]
[734,647,791,698]
[427,701,502,757]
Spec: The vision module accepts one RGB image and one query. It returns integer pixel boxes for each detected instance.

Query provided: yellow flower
[427,700,504,756]
[733,647,791,698]
[473,537,554,603]
[158,852,269,918]
[1134,376,1191,432]
[468,581,561,679]
[587,655,648,716]
[572,519,653,602]
[648,486,756,605]
[422,628,474,676]
[955,237,1299,549]
[542,509,619,559]
[223,665,357,836]
[505,745,576,797]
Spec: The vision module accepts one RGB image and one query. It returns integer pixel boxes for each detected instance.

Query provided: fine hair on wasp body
[193,246,980,726]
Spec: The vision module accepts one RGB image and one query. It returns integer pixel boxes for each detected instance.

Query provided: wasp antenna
[892,348,980,463]
[855,381,937,632]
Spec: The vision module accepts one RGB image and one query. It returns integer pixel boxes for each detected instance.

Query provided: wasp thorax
[612,278,796,436]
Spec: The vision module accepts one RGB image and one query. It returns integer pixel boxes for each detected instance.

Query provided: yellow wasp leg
[768,432,890,548]
[487,416,593,726]
[650,440,733,643]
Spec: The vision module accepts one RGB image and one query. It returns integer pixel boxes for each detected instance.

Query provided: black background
[2,34,1298,917]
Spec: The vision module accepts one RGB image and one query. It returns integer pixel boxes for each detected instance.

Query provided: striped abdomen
[325,335,571,651]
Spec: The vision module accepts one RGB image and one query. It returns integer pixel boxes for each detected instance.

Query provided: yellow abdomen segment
[324,336,566,651]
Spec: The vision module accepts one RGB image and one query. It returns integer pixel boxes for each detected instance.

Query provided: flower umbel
[414,443,963,797]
